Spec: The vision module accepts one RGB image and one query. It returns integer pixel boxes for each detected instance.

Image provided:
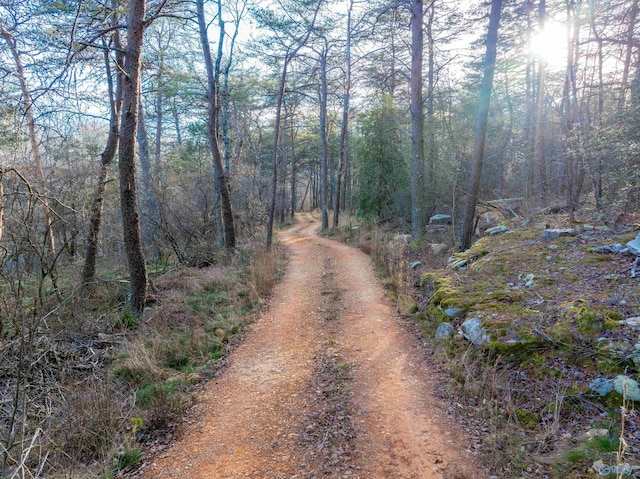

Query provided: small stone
[435,322,455,340]
[589,378,613,396]
[523,273,536,288]
[444,307,463,318]
[409,260,422,269]
[449,259,468,270]
[461,317,489,346]
[604,274,626,281]
[619,317,640,328]
[485,225,508,236]
[613,375,640,401]
[627,233,640,256]
[541,228,576,240]
[548,244,559,251]
[429,214,452,225]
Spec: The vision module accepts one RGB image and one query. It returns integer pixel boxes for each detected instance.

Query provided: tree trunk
[196,0,236,249]
[0,24,56,261]
[533,0,547,204]
[82,31,123,289]
[425,0,437,213]
[459,0,503,250]
[333,0,353,228]
[138,101,160,259]
[119,0,148,318]
[410,0,425,241]
[320,43,330,231]
[622,0,639,105]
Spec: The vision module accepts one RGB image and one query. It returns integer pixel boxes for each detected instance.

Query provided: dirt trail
[137,214,480,478]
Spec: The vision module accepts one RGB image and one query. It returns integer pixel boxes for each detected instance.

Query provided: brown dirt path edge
[135,214,481,479]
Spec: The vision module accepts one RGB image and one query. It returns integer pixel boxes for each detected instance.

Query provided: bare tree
[196,0,236,249]
[81,25,124,289]
[119,0,148,318]
[410,0,425,241]
[459,0,503,250]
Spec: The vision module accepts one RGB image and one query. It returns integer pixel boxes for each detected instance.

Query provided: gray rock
[429,214,452,225]
[444,307,463,318]
[522,273,536,288]
[461,317,489,346]
[613,375,640,401]
[627,233,640,256]
[619,317,640,328]
[548,244,559,251]
[409,260,422,269]
[485,225,508,236]
[589,377,614,396]
[435,322,455,340]
[449,259,468,270]
[590,243,625,254]
[542,228,576,240]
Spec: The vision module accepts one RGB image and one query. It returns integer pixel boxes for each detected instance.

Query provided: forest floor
[129,213,482,479]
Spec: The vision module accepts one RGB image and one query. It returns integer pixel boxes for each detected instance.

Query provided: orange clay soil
[134,213,481,479]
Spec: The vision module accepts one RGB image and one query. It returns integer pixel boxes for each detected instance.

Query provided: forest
[1,0,640,477]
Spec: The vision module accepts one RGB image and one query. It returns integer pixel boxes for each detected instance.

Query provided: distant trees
[355,97,409,220]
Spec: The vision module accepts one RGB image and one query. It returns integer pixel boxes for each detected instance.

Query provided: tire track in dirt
[136,213,480,478]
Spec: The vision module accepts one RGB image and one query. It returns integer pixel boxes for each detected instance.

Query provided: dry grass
[0,243,284,478]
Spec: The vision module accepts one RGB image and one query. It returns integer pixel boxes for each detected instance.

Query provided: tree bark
[410,0,425,241]
[460,0,503,250]
[119,0,148,318]
[196,0,236,249]
[333,0,353,228]
[533,0,547,204]
[138,100,160,258]
[320,42,330,231]
[0,23,56,261]
[82,30,123,289]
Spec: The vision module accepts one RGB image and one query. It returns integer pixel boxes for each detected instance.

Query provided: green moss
[515,408,540,429]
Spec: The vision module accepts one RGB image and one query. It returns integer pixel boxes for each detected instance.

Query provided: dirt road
[138,214,480,478]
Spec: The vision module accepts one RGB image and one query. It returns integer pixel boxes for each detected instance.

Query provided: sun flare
[529,22,569,70]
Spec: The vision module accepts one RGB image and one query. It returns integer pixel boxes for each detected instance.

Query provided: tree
[410,0,425,241]
[81,21,124,289]
[459,0,503,250]
[119,0,148,318]
[196,0,236,249]
[355,96,409,220]
[332,0,354,228]
[254,0,323,248]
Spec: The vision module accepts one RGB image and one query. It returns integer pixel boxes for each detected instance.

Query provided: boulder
[435,322,455,340]
[429,214,452,225]
[542,228,576,240]
[461,317,489,346]
[627,233,640,256]
[485,225,508,236]
[589,377,614,396]
[613,375,640,401]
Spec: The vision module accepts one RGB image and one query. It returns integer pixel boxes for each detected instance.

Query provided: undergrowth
[0,243,284,478]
